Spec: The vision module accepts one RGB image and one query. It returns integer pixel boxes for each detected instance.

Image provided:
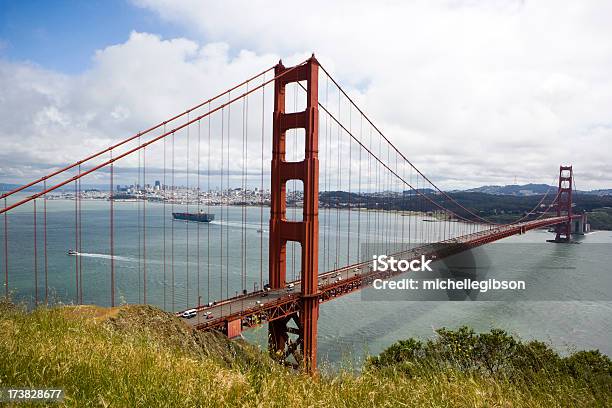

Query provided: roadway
[180,263,365,328]
[178,215,574,331]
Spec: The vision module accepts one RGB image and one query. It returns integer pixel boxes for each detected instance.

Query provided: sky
[1,0,611,190]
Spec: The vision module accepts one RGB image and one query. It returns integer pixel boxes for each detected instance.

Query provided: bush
[368,327,611,393]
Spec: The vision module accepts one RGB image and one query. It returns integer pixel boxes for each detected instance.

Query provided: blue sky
[0,0,184,73]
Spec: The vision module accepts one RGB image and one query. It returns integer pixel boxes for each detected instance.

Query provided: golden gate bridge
[0,55,583,372]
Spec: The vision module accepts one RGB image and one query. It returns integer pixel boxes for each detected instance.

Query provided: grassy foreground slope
[1,301,610,407]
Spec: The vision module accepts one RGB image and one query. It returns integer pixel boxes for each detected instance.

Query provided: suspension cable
[317,64,497,225]
[1,61,309,215]
[0,66,276,202]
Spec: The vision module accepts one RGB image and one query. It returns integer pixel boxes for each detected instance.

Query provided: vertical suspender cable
[220,107,224,302]
[408,166,412,250]
[33,199,38,305]
[260,77,265,290]
[137,136,142,303]
[366,126,374,257]
[186,113,190,308]
[386,144,391,252]
[226,97,230,298]
[335,90,341,270]
[78,168,82,303]
[292,82,297,281]
[244,83,249,291]
[43,180,48,304]
[197,118,201,307]
[399,151,404,251]
[347,102,352,264]
[110,150,115,307]
[241,85,246,293]
[357,116,362,262]
[137,136,141,303]
[323,76,329,273]
[143,144,147,304]
[207,103,211,303]
[375,137,379,250]
[375,127,380,256]
[74,171,79,304]
[245,84,249,291]
[416,174,420,243]
[242,86,246,292]
[163,125,167,310]
[3,197,7,298]
[171,131,175,312]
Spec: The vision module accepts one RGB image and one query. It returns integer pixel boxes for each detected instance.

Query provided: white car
[181,309,197,319]
[287,283,295,292]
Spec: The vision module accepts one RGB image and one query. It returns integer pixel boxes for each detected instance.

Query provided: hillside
[1,301,610,407]
[465,183,554,195]
[320,190,612,229]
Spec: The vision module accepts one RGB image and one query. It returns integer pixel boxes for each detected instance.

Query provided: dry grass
[0,301,607,407]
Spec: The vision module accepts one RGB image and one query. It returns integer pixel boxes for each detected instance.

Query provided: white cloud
[0,32,285,187]
[130,0,612,189]
[1,1,612,190]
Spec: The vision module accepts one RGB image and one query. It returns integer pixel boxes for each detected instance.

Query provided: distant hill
[0,183,108,193]
[464,183,612,196]
[0,183,42,193]
[464,183,554,196]
[403,188,436,195]
[587,189,612,196]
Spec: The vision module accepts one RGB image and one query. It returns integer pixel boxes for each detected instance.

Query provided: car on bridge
[181,309,197,319]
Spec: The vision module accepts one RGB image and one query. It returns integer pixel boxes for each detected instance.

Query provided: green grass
[1,300,610,407]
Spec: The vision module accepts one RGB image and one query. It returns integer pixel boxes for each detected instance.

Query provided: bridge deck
[178,216,574,334]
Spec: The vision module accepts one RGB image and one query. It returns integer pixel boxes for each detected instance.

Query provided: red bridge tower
[269,56,320,372]
[554,165,573,242]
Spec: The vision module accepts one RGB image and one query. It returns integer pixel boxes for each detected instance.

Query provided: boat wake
[73,252,134,262]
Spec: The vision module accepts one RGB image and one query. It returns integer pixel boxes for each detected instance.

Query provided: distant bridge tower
[554,165,573,242]
[269,56,320,372]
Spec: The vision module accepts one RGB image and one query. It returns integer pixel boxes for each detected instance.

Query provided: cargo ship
[172,212,215,222]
